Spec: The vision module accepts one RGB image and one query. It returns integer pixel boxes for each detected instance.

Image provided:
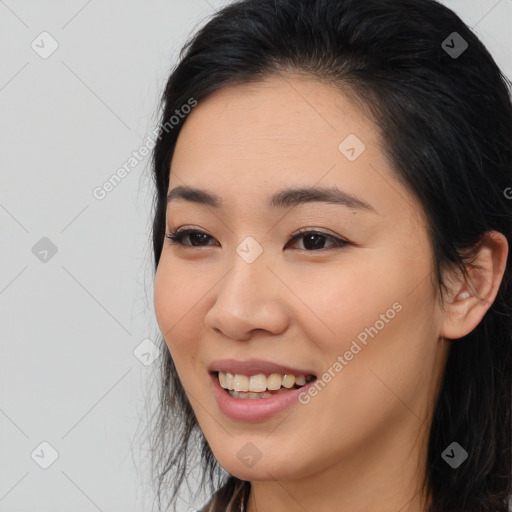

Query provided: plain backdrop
[1,1,511,511]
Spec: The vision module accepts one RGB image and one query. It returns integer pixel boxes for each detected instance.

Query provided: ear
[440,230,508,340]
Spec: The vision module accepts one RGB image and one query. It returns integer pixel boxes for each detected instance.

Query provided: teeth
[282,374,295,388]
[249,374,267,392]
[246,392,263,399]
[229,390,274,399]
[295,375,306,386]
[218,371,311,392]
[233,374,249,392]
[266,373,282,390]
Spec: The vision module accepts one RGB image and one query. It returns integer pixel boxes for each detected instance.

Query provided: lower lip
[210,373,316,422]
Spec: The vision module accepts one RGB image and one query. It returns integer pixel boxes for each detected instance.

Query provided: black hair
[148,1,512,511]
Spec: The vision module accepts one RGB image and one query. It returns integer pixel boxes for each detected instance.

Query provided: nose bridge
[204,237,289,338]
[218,238,274,312]
[224,241,269,303]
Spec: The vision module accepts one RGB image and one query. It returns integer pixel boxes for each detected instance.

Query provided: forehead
[174,75,364,162]
[169,74,419,223]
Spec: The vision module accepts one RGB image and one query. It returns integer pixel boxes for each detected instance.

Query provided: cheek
[309,267,440,425]
[154,258,202,357]
[154,261,208,407]
[288,256,402,347]
[291,249,434,389]
[153,261,175,340]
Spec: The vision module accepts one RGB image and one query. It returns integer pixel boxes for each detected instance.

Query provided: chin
[213,446,310,482]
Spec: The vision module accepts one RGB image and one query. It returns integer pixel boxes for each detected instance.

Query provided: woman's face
[154,75,451,487]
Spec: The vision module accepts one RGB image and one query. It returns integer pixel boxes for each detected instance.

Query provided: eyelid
[290,227,347,242]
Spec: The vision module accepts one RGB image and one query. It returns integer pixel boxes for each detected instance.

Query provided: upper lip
[208,359,316,377]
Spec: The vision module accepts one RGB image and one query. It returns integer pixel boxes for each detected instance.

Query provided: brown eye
[165,228,349,251]
[286,230,349,251]
[166,229,217,247]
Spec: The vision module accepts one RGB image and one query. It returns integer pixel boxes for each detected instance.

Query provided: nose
[204,253,290,341]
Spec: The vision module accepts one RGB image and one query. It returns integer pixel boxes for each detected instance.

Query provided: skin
[153,73,508,512]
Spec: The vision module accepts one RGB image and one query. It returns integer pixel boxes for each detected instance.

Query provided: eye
[286,228,349,251]
[165,227,350,251]
[165,228,217,247]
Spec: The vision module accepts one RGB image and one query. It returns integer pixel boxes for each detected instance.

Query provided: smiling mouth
[212,371,317,400]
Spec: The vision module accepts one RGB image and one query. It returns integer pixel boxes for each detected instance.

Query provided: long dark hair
[147,1,512,510]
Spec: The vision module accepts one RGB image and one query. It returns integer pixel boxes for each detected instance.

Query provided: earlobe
[439,231,508,341]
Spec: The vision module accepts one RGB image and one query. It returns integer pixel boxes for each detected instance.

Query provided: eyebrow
[166,185,376,213]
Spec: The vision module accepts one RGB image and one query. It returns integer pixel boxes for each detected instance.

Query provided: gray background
[0,1,510,511]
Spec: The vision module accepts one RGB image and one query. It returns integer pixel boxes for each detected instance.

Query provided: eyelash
[165,227,350,252]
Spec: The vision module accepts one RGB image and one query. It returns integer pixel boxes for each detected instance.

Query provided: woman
[149,0,512,510]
